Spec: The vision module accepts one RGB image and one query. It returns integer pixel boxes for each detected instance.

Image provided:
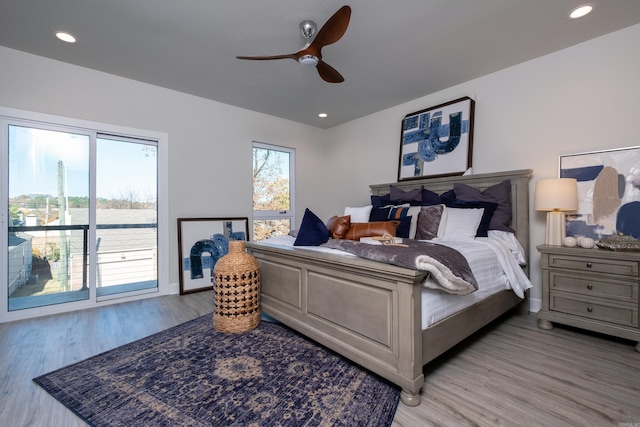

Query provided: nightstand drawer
[549,271,639,302]
[547,253,639,278]
[550,294,639,328]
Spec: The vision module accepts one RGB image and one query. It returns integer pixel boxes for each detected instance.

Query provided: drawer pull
[586,262,593,268]
[587,306,593,313]
[586,284,593,290]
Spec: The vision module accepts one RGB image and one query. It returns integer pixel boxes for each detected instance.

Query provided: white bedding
[257,235,532,330]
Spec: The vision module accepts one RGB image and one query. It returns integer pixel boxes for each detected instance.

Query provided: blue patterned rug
[34,315,399,426]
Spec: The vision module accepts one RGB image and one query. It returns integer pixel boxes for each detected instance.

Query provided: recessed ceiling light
[569,4,594,19]
[55,31,77,43]
[318,113,328,118]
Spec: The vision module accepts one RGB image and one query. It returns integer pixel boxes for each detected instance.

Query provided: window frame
[0,106,169,323]
[252,141,295,240]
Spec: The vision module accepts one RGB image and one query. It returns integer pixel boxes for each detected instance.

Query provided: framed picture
[177,217,250,295]
[559,146,640,240]
[398,96,474,181]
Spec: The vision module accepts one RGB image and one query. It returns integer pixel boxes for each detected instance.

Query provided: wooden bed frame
[246,169,533,406]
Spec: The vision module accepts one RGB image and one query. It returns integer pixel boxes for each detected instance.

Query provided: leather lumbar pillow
[345,221,399,241]
[330,215,351,239]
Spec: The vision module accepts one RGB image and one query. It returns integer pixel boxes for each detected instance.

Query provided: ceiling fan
[236,5,351,83]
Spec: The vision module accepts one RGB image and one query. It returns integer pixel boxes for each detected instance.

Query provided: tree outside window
[252,143,294,241]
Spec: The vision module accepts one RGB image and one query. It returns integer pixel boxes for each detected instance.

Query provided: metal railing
[8,223,157,292]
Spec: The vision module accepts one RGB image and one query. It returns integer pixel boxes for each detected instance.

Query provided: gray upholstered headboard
[370,169,533,276]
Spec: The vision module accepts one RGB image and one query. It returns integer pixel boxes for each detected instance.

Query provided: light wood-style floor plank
[393,311,640,427]
[1,293,638,426]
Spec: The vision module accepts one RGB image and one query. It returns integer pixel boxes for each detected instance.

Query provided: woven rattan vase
[213,240,261,333]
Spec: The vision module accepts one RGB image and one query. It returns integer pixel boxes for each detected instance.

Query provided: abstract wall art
[559,146,640,241]
[177,217,249,294]
[398,97,474,181]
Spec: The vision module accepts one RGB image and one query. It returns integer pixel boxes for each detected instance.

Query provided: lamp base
[545,211,566,246]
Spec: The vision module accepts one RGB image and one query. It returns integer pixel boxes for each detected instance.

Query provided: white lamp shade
[535,177,578,246]
[535,178,578,212]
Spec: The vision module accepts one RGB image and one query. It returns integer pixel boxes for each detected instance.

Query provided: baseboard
[529,297,541,313]
[169,281,180,295]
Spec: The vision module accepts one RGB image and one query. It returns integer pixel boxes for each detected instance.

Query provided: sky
[8,125,157,200]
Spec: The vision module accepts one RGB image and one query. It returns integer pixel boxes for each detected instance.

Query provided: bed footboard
[247,242,428,406]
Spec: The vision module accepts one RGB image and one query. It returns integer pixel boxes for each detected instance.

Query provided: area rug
[34,315,400,426]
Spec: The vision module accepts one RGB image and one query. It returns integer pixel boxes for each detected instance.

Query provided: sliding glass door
[95,136,157,297]
[4,117,159,316]
[7,124,90,311]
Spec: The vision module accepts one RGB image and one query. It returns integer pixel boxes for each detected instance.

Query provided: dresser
[537,245,640,352]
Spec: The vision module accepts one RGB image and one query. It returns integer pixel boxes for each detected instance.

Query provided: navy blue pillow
[369,206,391,221]
[371,193,391,208]
[421,187,441,206]
[395,216,412,238]
[450,200,498,237]
[294,208,329,246]
[440,189,457,207]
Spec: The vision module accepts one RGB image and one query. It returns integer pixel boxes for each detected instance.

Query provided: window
[1,107,167,322]
[252,142,295,241]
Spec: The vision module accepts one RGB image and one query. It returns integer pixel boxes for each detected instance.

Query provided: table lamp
[535,178,578,246]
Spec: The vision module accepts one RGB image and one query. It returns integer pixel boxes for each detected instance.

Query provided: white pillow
[436,206,448,238]
[344,205,372,223]
[441,207,484,240]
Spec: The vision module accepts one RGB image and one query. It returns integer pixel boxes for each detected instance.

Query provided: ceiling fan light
[298,55,319,67]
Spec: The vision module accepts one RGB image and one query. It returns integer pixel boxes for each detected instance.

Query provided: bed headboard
[370,169,533,276]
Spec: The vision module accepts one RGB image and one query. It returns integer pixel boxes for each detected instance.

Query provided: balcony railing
[8,223,157,301]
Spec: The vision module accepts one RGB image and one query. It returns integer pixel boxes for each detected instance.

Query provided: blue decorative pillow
[369,206,391,221]
[440,189,457,207]
[294,208,329,246]
[395,216,412,238]
[450,200,498,237]
[389,206,410,219]
[421,186,442,206]
[371,193,391,208]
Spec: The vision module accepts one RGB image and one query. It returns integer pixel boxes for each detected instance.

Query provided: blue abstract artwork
[398,97,474,180]
[560,146,640,241]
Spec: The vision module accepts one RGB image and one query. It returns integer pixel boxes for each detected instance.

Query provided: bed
[246,169,533,406]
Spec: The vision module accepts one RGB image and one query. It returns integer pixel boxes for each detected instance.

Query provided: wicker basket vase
[213,240,261,333]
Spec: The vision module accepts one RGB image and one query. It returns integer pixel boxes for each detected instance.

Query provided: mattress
[256,235,531,330]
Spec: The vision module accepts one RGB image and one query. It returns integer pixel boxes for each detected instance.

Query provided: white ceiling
[1,1,640,129]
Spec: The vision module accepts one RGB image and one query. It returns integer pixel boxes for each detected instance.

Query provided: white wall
[0,46,327,291]
[322,24,640,310]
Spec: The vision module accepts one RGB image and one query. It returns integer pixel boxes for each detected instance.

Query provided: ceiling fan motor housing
[299,20,317,40]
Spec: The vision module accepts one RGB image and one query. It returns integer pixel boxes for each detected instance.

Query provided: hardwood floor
[1,293,638,426]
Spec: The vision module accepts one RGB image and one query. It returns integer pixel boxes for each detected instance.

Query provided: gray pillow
[453,180,514,232]
[390,185,422,205]
[415,204,445,240]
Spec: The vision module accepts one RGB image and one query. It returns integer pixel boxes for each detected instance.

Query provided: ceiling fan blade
[309,5,351,50]
[236,54,297,61]
[316,60,344,83]
[236,6,350,83]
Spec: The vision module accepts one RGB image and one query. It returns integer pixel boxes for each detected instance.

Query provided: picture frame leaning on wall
[177,217,249,294]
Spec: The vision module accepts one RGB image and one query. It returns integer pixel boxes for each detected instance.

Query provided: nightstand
[537,245,640,352]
